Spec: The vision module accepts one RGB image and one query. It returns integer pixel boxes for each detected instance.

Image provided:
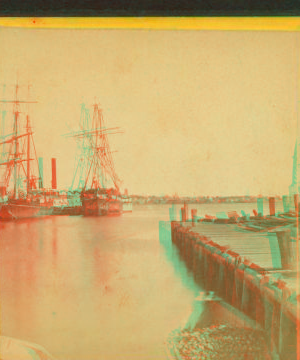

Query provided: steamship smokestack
[38,157,44,189]
[51,158,57,190]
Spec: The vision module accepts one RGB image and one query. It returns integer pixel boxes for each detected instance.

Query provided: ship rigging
[0,84,42,219]
[65,102,124,216]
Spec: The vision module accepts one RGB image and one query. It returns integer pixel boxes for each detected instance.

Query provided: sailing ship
[66,103,123,216]
[0,84,43,220]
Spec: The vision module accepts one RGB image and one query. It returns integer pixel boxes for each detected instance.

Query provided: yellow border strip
[0,17,300,31]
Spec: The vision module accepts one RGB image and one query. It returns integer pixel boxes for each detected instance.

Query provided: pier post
[180,207,186,222]
[282,195,290,213]
[172,204,177,221]
[269,197,276,216]
[276,229,293,269]
[191,209,197,225]
[257,198,264,216]
[293,194,299,213]
[184,203,189,221]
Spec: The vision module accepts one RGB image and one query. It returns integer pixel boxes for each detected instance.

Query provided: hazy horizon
[0,28,298,196]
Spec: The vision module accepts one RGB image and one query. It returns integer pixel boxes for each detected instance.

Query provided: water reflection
[159,221,200,296]
[1,203,268,359]
[1,207,198,360]
[159,220,205,330]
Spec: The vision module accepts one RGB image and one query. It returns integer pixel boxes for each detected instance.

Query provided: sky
[0,27,299,196]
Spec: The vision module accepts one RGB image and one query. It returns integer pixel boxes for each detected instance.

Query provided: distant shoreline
[131,198,264,205]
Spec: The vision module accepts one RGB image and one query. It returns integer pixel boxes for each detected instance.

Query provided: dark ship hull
[81,190,123,216]
[52,206,83,216]
[0,200,41,220]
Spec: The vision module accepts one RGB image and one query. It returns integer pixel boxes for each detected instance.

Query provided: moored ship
[0,84,44,220]
[81,188,123,216]
[66,102,123,216]
[0,199,41,220]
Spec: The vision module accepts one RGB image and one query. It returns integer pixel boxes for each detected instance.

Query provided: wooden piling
[191,209,197,225]
[169,221,298,359]
[293,194,299,213]
[184,203,189,221]
[257,198,264,216]
[180,208,186,222]
[269,197,276,216]
[275,229,294,270]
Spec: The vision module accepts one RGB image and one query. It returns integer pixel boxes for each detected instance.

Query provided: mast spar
[0,84,38,199]
[26,84,32,194]
[26,113,30,194]
[13,84,19,199]
[0,83,43,220]
[0,85,7,164]
[66,101,130,216]
[66,103,123,192]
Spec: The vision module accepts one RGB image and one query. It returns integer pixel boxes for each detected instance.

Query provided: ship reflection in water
[0,205,200,360]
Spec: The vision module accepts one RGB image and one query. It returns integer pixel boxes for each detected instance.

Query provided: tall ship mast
[66,102,123,216]
[0,84,42,220]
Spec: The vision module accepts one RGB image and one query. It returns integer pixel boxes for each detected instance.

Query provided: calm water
[0,201,283,359]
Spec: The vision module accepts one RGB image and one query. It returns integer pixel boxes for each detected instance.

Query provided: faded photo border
[0,17,300,31]
[0,16,299,360]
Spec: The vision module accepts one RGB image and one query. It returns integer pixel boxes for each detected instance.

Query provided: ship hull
[37,205,54,216]
[52,206,83,216]
[0,203,41,220]
[82,197,123,216]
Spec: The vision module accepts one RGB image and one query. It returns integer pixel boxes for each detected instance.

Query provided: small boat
[122,195,133,212]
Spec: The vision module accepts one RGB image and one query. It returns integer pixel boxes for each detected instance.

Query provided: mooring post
[276,229,293,270]
[191,209,197,226]
[184,203,189,221]
[293,194,299,213]
[269,197,276,216]
[257,197,264,216]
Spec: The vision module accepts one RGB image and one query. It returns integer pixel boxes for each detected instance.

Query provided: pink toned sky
[0,28,298,196]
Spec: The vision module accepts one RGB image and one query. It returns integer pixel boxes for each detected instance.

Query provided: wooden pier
[160,219,299,360]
